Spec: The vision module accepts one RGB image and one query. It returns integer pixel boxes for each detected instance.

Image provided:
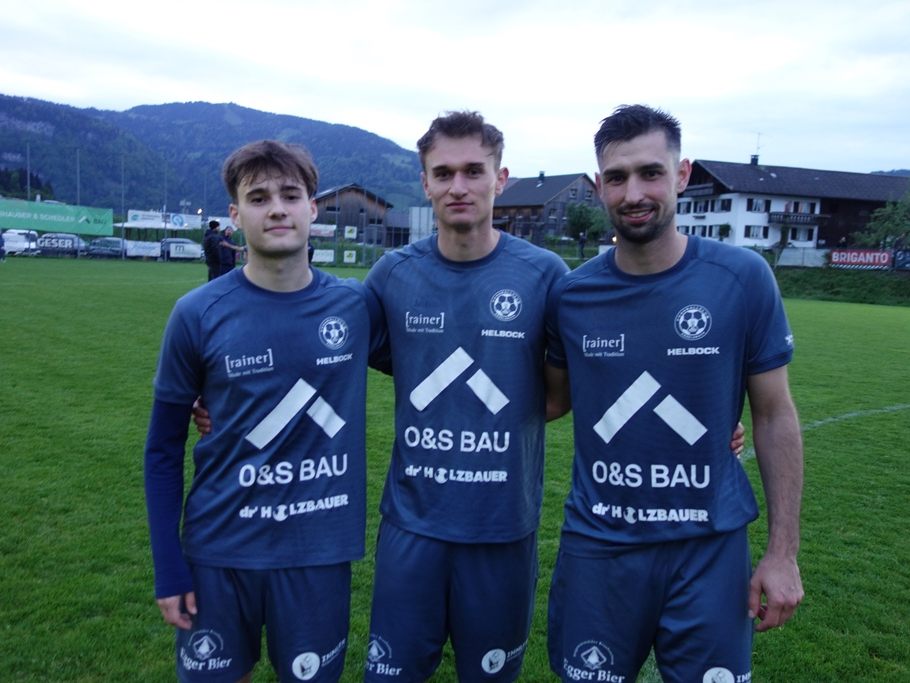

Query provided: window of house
[747,198,769,212]
[569,188,578,199]
[719,198,732,212]
[677,201,691,214]
[584,189,593,200]
[790,227,815,242]
[809,202,817,214]
[693,200,709,213]
[746,225,769,239]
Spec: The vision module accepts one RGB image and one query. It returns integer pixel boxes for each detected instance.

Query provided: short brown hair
[222,140,319,201]
[416,111,505,170]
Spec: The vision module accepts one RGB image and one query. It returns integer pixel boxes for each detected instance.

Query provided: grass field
[1,258,908,682]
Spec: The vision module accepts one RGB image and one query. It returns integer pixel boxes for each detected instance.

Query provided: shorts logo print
[291,652,321,680]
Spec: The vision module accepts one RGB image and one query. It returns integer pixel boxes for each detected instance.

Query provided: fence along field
[0,258,907,681]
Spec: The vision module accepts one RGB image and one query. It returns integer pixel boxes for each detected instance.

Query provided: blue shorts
[366,521,538,682]
[176,563,351,683]
[548,528,753,683]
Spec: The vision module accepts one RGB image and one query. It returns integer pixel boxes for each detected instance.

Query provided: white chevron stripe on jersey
[466,369,510,415]
[594,371,661,444]
[245,378,345,448]
[410,346,474,411]
[246,379,317,449]
[653,395,707,445]
[307,396,346,438]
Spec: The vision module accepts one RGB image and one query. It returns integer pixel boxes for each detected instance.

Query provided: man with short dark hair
[545,104,804,683]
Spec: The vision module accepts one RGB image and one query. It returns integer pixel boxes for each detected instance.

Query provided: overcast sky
[2,0,908,179]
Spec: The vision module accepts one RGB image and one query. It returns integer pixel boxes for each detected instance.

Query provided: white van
[2,229,40,256]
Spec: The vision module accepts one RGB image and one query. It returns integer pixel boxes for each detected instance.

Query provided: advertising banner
[894,249,910,271]
[0,198,113,236]
[125,210,203,230]
[310,223,337,239]
[830,249,892,270]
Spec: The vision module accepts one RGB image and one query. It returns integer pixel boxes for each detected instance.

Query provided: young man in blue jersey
[545,105,804,683]
[145,139,383,683]
[362,111,571,682]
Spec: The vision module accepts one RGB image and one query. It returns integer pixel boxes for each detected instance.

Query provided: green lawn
[0,258,907,681]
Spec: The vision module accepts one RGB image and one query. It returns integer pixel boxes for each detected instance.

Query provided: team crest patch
[319,316,349,350]
[674,304,711,341]
[490,289,522,322]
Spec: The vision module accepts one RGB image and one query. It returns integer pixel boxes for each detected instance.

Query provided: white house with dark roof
[679,156,910,248]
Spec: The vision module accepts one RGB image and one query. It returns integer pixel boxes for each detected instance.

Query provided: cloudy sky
[2,0,908,179]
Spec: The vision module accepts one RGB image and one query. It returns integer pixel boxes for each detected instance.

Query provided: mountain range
[0,94,426,217]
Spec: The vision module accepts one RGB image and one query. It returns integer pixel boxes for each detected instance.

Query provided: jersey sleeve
[144,398,194,599]
[153,299,204,404]
[545,274,569,368]
[364,256,394,374]
[363,277,392,374]
[743,254,794,375]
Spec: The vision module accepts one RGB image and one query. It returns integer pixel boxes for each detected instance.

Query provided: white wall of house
[676,193,822,249]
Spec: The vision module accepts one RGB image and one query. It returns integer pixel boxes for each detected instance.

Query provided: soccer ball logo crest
[319,316,349,350]
[674,305,711,341]
[490,289,522,322]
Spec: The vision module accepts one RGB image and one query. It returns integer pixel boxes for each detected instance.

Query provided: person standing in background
[202,219,221,280]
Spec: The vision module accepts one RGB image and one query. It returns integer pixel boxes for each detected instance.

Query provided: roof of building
[495,173,595,208]
[315,183,393,208]
[689,159,910,203]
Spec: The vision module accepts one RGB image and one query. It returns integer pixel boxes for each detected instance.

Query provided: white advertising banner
[125,210,203,230]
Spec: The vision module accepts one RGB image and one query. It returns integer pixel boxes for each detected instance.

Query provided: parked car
[160,237,203,261]
[2,229,40,256]
[87,237,124,259]
[87,237,161,259]
[37,232,88,257]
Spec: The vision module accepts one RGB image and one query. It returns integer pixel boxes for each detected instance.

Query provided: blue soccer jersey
[152,268,382,570]
[366,232,569,543]
[547,236,794,544]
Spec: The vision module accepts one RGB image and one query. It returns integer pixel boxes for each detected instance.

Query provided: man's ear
[495,166,509,196]
[677,158,692,194]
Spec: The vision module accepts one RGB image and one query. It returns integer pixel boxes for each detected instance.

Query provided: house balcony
[768,212,829,225]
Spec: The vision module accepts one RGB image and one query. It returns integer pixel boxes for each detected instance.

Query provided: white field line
[740,403,910,462]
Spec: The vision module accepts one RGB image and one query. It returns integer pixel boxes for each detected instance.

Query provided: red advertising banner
[830,249,892,270]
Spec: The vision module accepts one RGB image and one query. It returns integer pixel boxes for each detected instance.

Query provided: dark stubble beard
[611,206,673,245]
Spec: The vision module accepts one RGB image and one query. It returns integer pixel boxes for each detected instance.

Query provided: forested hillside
[0,95,424,216]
